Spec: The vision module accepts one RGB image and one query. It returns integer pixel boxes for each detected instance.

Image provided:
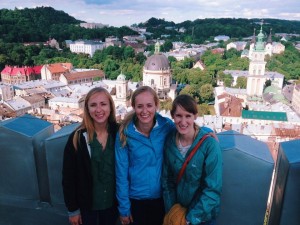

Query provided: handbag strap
[176,134,210,184]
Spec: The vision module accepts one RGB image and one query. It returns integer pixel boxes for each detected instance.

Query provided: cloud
[0,0,299,27]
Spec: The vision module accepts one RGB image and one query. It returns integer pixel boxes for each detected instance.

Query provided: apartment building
[69,40,104,57]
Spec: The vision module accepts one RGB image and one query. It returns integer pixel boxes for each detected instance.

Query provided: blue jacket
[115,113,174,217]
[162,127,222,224]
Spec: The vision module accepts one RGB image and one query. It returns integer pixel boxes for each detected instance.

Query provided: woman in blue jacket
[115,86,174,225]
[162,94,222,225]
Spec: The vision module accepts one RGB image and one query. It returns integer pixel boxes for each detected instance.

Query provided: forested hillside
[0,7,137,42]
[1,7,300,43]
[139,17,300,43]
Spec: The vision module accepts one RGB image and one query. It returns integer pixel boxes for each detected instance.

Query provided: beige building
[21,94,46,114]
[59,69,105,85]
[292,84,300,114]
[142,42,173,99]
[41,63,72,81]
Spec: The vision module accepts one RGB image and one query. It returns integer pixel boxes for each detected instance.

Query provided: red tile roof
[218,94,244,117]
[1,66,42,76]
[64,70,105,81]
[46,63,72,74]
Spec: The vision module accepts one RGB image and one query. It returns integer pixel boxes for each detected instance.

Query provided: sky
[0,0,300,27]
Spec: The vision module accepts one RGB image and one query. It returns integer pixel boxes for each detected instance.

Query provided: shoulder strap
[176,134,210,184]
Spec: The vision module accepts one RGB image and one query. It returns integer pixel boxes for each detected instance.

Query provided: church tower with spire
[265,28,273,57]
[246,24,267,97]
[249,28,256,60]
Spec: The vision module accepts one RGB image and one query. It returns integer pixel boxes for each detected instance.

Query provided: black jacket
[62,122,119,212]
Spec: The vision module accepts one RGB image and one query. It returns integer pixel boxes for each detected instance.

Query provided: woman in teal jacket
[115,86,174,225]
[162,94,222,225]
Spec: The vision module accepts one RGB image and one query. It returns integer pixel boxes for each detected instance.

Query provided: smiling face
[133,91,157,127]
[172,105,197,136]
[87,92,111,126]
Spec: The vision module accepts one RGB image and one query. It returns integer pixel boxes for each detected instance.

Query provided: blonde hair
[73,87,116,150]
[119,86,159,146]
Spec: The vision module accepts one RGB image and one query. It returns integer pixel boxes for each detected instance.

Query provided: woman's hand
[120,215,133,225]
[69,214,82,225]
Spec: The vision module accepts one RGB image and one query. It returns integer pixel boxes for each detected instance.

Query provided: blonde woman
[62,87,119,225]
[115,86,175,225]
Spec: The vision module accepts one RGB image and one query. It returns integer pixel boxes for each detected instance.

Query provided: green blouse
[90,132,115,210]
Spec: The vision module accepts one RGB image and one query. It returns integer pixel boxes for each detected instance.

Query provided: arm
[62,132,81,218]
[115,132,131,217]
[162,139,177,213]
[186,139,222,224]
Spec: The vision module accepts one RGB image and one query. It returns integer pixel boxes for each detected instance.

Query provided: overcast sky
[1,0,299,27]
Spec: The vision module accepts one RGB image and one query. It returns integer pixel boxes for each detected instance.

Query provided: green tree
[197,104,211,116]
[162,40,173,52]
[223,74,233,87]
[235,76,247,88]
[103,58,119,78]
[123,46,135,60]
[265,79,272,87]
[200,84,214,103]
[160,98,173,111]
[135,52,146,64]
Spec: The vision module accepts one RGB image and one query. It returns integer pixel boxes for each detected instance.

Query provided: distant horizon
[1,0,300,27]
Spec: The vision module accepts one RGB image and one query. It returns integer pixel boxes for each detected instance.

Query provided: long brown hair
[73,87,116,149]
[170,94,198,117]
[119,86,159,146]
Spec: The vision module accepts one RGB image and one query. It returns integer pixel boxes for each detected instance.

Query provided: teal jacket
[162,127,222,224]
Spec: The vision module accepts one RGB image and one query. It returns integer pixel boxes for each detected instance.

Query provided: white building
[113,73,130,107]
[80,22,108,29]
[142,42,174,99]
[226,41,247,51]
[0,83,14,101]
[214,35,230,42]
[69,40,104,57]
[4,97,32,117]
[247,25,267,97]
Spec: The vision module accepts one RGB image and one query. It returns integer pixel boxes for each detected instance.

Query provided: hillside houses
[226,41,247,51]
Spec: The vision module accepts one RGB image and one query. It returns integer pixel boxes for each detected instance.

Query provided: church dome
[117,73,126,81]
[144,53,170,71]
